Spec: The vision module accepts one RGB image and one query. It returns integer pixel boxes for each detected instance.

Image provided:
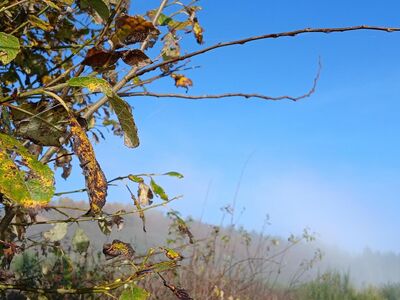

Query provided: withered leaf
[162,32,180,61]
[103,239,135,260]
[127,185,146,232]
[111,15,160,49]
[70,118,107,215]
[138,182,153,206]
[121,49,152,68]
[171,74,193,92]
[193,19,204,44]
[81,47,121,68]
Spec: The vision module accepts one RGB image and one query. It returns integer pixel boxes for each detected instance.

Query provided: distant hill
[31,197,400,288]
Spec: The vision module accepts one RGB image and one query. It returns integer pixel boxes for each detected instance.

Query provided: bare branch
[119,59,321,101]
[134,25,400,78]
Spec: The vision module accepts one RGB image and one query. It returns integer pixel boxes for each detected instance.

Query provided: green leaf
[157,13,173,26]
[150,178,168,201]
[128,175,144,183]
[0,32,20,65]
[163,171,184,179]
[72,228,90,253]
[88,0,110,21]
[43,223,68,242]
[119,285,150,300]
[68,77,140,148]
[68,77,113,96]
[109,95,139,148]
[0,133,54,206]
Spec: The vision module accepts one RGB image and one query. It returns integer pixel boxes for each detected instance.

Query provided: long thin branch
[38,25,400,163]
[119,58,322,101]
[134,25,400,79]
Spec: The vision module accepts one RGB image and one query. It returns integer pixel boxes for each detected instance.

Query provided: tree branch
[134,25,400,79]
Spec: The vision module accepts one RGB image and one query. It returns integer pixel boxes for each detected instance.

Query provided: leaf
[163,171,184,179]
[128,174,144,183]
[162,33,180,61]
[137,182,153,206]
[28,15,53,32]
[0,32,20,65]
[171,74,193,92]
[81,47,121,68]
[43,223,68,242]
[162,247,183,261]
[193,19,204,44]
[10,101,68,147]
[0,133,54,207]
[109,94,140,148]
[111,15,160,49]
[103,240,135,260]
[87,0,110,21]
[121,49,152,68]
[150,178,168,201]
[119,285,150,300]
[68,77,140,148]
[98,217,112,235]
[70,118,108,215]
[68,76,113,96]
[72,227,90,253]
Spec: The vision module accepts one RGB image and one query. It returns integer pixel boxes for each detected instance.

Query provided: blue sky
[57,0,400,253]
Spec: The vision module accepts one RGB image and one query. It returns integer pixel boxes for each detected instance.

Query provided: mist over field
[38,198,400,288]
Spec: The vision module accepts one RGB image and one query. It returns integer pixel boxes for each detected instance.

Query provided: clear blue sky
[57,0,400,253]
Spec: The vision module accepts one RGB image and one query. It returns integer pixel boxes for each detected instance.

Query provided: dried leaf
[10,101,68,147]
[98,217,113,235]
[0,133,54,207]
[127,185,146,232]
[193,19,204,44]
[70,118,107,215]
[103,239,135,260]
[138,182,153,206]
[162,33,180,61]
[121,49,152,68]
[111,15,160,49]
[171,74,193,91]
[81,47,121,68]
[0,32,20,65]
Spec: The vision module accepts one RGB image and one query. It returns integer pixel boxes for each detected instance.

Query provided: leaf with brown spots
[0,133,54,207]
[111,15,160,49]
[103,239,135,260]
[70,118,107,215]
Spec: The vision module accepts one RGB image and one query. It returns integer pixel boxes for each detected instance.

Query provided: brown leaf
[103,239,135,260]
[81,47,121,68]
[111,14,160,49]
[137,182,153,206]
[121,49,152,68]
[70,118,107,215]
